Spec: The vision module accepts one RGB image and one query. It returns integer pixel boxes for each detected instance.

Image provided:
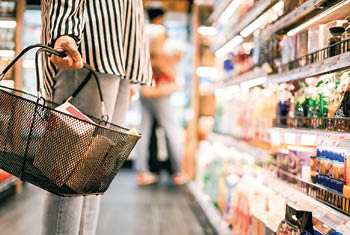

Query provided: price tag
[337,135,350,148]
[300,134,317,146]
[270,130,281,146]
[284,132,297,145]
[322,135,342,147]
[315,135,327,146]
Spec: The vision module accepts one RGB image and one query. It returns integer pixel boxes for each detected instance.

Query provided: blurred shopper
[41,1,151,235]
[135,6,187,185]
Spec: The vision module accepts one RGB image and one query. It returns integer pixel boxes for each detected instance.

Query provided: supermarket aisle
[0,170,208,235]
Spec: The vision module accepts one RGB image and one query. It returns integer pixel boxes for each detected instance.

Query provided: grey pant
[135,97,183,173]
[42,69,130,235]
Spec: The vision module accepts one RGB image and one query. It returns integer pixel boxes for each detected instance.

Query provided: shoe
[173,173,189,185]
[137,172,158,185]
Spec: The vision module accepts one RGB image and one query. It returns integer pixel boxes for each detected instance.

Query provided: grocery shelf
[263,174,350,233]
[213,0,277,52]
[0,16,16,21]
[208,0,231,23]
[268,127,350,147]
[188,182,232,235]
[0,177,17,194]
[274,116,350,133]
[267,0,335,35]
[208,132,269,162]
[214,48,350,89]
[268,50,350,84]
[214,69,266,90]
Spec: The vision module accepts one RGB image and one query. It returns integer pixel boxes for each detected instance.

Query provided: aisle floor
[0,169,212,235]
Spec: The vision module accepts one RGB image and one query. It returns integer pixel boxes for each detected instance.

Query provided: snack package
[66,135,112,193]
[34,102,95,187]
[276,204,313,235]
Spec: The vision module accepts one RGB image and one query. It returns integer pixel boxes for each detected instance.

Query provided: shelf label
[284,132,297,145]
[322,135,342,147]
[300,134,317,146]
[337,135,350,148]
[270,131,281,146]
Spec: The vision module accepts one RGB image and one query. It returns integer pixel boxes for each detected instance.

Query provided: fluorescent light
[196,66,218,78]
[240,1,284,38]
[0,20,16,28]
[287,0,350,36]
[0,50,15,57]
[220,0,244,22]
[215,35,243,58]
[197,26,217,36]
[240,76,266,89]
[240,14,266,38]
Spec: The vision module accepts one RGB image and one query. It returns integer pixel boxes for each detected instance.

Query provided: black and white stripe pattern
[41,0,153,100]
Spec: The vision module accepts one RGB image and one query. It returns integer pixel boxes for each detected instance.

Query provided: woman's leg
[152,98,183,173]
[134,98,154,173]
[42,69,122,235]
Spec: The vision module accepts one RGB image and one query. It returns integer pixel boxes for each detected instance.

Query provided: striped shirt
[41,0,153,99]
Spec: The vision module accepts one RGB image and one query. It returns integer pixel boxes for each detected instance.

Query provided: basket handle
[0,44,108,121]
[34,48,108,121]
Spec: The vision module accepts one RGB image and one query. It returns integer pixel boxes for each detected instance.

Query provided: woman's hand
[52,35,83,70]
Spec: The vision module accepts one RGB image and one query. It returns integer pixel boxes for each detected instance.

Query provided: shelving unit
[215,42,350,89]
[214,68,266,90]
[198,0,350,233]
[267,0,340,35]
[188,182,232,235]
[263,174,350,233]
[208,0,231,23]
[209,132,269,162]
[213,0,277,52]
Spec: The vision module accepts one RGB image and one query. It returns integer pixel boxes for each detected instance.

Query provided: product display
[205,0,350,234]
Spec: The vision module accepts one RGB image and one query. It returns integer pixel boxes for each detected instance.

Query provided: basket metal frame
[0,44,140,196]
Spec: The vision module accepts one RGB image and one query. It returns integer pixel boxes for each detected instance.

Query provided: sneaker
[173,173,189,185]
[137,172,158,185]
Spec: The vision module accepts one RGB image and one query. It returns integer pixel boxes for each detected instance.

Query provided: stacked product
[316,147,348,197]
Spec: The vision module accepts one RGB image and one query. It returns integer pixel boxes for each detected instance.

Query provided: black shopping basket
[0,44,141,196]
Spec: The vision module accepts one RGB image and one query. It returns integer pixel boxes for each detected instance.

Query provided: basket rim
[0,85,141,137]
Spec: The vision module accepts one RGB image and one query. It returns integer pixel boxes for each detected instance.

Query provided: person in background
[41,1,152,235]
[135,6,187,185]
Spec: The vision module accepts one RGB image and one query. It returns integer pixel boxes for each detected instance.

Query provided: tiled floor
[0,169,210,235]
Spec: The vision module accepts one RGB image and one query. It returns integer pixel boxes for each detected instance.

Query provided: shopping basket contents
[0,44,141,196]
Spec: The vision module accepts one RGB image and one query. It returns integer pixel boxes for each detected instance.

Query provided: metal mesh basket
[0,45,141,196]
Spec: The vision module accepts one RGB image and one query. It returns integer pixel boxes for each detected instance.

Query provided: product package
[276,204,313,235]
[66,135,112,193]
[34,102,95,187]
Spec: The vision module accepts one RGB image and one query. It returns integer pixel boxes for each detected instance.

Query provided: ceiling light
[220,0,244,22]
[240,76,266,89]
[240,1,284,38]
[287,0,350,36]
[197,26,218,36]
[215,35,243,58]
[240,14,266,38]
